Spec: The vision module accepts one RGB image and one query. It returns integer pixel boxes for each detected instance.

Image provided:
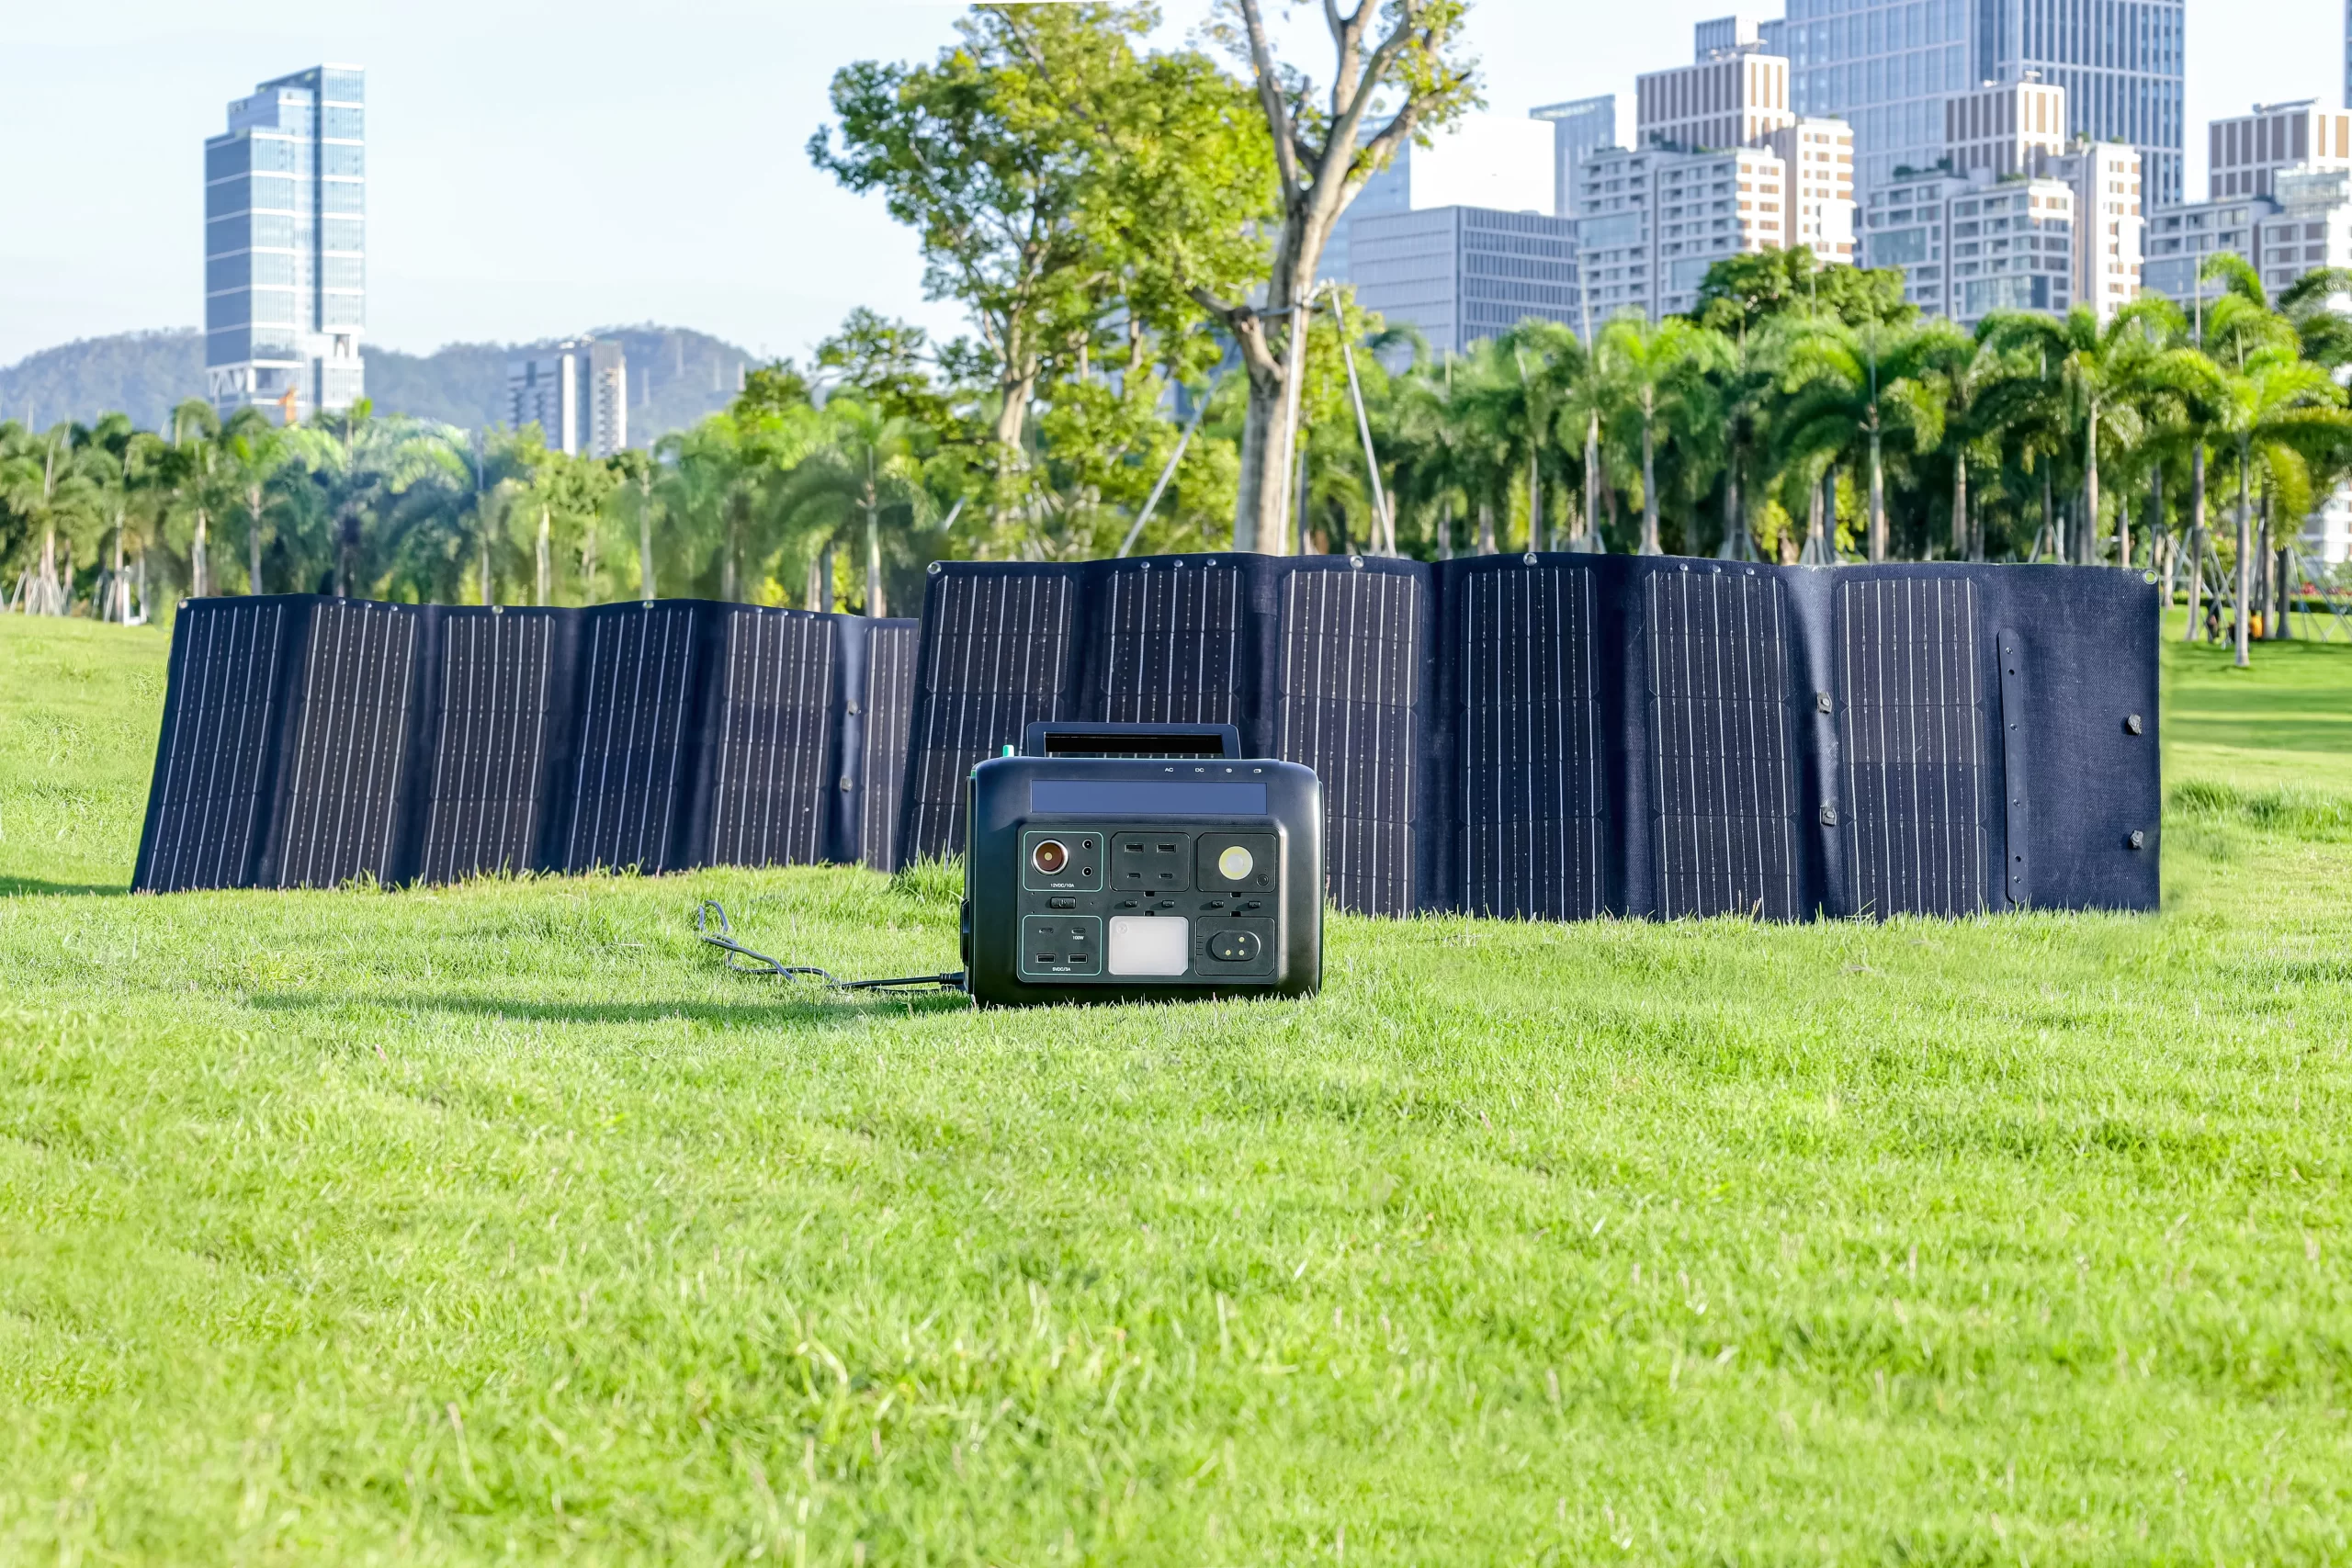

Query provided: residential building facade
[1763,117,1860,260]
[1577,141,1813,321]
[203,65,366,421]
[1861,172,2077,326]
[1943,78,2067,179]
[1348,206,1581,355]
[508,339,629,458]
[2205,101,2352,198]
[1634,48,1794,152]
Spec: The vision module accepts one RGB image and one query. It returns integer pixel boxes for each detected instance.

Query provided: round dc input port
[1032,839,1069,875]
[1217,844,1255,881]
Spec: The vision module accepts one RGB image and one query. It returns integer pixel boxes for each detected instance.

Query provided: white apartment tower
[2045,141,2143,318]
[1763,118,1859,261]
[508,339,628,458]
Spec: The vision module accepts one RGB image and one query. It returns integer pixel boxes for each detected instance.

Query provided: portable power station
[958,723,1324,1008]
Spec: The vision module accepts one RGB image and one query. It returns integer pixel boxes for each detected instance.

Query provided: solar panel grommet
[927,561,943,575]
[1349,555,1365,569]
[1522,553,1538,566]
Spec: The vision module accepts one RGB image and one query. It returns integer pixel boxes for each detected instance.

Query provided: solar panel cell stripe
[1839,577,1984,916]
[568,604,695,872]
[1460,565,1600,919]
[902,572,1072,862]
[1647,571,1792,919]
[274,603,415,887]
[862,623,917,869]
[142,600,285,890]
[1102,563,1242,724]
[1279,569,1417,915]
[711,613,833,865]
[424,615,550,881]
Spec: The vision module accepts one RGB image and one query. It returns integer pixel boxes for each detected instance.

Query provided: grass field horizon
[3,608,2348,1562]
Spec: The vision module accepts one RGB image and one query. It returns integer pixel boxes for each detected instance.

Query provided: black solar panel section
[274,601,418,888]
[420,610,555,882]
[1101,559,1244,724]
[1838,577,1986,916]
[565,603,698,873]
[860,621,920,870]
[707,610,836,867]
[1279,567,1421,916]
[1645,570,1796,920]
[1457,564,1603,919]
[900,570,1074,863]
[136,599,288,891]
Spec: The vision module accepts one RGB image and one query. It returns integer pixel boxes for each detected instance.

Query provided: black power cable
[694,901,967,995]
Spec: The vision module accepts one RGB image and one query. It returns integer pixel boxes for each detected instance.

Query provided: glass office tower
[1766,0,2182,205]
[204,65,367,421]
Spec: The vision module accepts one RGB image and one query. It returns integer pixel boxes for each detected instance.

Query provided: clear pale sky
[1,0,2341,367]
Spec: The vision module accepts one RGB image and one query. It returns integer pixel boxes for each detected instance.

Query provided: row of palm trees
[1323,254,2351,665]
[0,389,945,623]
[7,254,2347,666]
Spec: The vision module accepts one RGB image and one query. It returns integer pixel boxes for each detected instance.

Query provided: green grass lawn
[1,610,2348,1564]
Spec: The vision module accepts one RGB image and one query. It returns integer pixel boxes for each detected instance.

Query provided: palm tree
[1982,299,2203,566]
[2203,345,2352,665]
[1773,317,1955,562]
[289,401,468,598]
[1894,325,2012,559]
[1593,313,1732,555]
[218,408,289,594]
[773,399,936,615]
[2,423,103,614]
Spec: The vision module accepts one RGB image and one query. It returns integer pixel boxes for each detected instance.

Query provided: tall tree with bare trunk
[1193,0,1476,552]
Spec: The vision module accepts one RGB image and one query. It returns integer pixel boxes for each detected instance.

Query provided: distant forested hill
[0,324,756,440]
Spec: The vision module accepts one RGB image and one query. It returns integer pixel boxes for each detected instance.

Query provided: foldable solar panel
[132,597,919,892]
[897,555,2161,920]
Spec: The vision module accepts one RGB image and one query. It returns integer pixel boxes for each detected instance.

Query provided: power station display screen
[1028,779,1268,816]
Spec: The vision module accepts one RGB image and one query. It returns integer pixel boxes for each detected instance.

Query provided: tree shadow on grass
[247,989,974,1029]
[0,876,132,897]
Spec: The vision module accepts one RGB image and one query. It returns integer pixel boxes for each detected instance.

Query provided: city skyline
[4,0,2344,371]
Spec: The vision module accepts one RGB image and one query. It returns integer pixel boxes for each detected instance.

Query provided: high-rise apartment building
[1577,128,1856,321]
[1348,207,1581,355]
[203,65,366,421]
[1762,0,2182,206]
[508,339,629,458]
[1861,78,2138,323]
[2205,101,2352,198]
[1528,95,1625,217]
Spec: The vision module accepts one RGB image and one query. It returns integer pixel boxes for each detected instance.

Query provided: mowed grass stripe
[1,613,2347,1563]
